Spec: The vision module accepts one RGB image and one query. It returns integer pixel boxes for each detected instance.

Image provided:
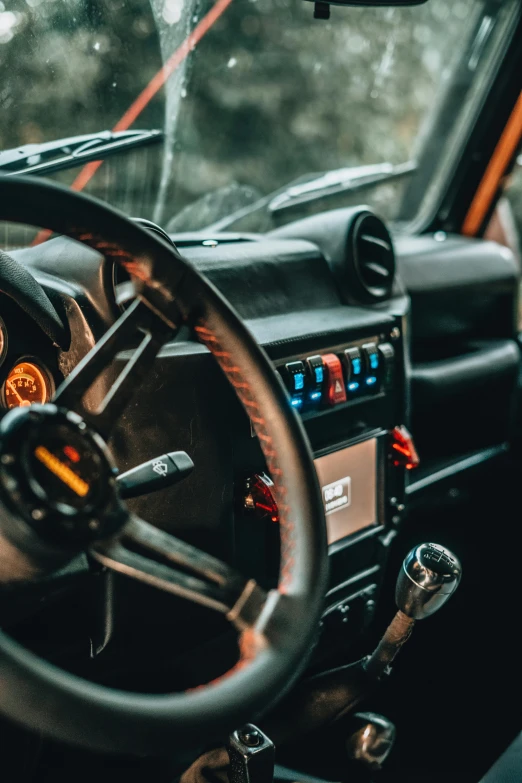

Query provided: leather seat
[480,732,522,782]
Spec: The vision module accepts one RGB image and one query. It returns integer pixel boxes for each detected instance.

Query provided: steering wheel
[0,176,328,756]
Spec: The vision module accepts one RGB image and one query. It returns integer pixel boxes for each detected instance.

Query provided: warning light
[63,445,81,463]
[391,425,420,470]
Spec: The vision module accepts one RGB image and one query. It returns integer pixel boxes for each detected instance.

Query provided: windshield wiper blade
[268,160,417,214]
[0,129,163,177]
[203,161,416,232]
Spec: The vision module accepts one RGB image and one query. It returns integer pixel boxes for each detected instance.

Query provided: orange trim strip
[462,90,522,236]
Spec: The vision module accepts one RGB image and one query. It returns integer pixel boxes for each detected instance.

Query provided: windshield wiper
[0,129,163,177]
[204,160,417,232]
[268,160,417,213]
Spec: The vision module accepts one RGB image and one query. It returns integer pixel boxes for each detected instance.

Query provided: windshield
[0,0,518,235]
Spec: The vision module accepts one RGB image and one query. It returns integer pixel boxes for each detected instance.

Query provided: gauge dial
[3,361,53,409]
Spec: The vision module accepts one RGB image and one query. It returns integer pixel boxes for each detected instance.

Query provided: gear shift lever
[180,545,461,783]
[261,543,461,747]
[365,542,462,677]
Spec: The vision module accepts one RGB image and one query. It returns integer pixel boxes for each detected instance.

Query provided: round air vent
[349,212,395,303]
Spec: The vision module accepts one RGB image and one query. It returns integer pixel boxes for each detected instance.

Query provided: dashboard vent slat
[360,234,392,253]
[364,261,390,279]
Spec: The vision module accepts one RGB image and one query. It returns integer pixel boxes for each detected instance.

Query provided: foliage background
[0,0,519,236]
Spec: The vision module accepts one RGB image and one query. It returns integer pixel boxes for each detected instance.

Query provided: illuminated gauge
[3,360,54,409]
[0,317,7,367]
[30,427,104,512]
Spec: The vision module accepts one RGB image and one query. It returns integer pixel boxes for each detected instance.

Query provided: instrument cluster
[0,314,56,410]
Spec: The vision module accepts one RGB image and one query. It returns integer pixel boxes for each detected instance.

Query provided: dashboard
[2,204,521,681]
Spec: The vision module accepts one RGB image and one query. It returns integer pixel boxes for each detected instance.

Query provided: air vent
[350,212,395,303]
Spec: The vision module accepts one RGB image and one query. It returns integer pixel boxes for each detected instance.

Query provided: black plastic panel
[183,238,342,319]
[394,233,519,359]
[411,340,519,458]
[394,232,520,461]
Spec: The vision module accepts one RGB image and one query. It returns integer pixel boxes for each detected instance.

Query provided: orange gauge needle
[7,380,26,406]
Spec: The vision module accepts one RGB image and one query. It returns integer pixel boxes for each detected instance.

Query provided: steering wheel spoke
[54,298,175,439]
[90,516,268,632]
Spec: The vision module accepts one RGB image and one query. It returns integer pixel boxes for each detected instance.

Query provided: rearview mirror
[307,0,428,20]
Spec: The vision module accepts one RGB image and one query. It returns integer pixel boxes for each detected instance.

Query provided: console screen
[314,438,378,544]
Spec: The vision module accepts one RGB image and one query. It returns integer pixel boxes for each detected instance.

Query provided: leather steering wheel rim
[0,176,328,755]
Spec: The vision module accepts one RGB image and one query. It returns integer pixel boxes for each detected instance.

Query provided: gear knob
[396,542,462,619]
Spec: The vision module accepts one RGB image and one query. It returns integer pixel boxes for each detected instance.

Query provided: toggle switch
[283,361,306,410]
[362,343,380,390]
[306,355,325,407]
[344,347,363,394]
[378,342,395,388]
[323,353,347,405]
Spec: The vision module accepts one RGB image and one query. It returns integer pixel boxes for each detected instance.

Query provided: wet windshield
[0,0,518,234]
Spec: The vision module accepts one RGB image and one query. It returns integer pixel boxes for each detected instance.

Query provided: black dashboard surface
[5,223,520,534]
[4,221,518,483]
[2,215,520,684]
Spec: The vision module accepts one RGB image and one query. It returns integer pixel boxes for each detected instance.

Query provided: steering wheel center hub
[0,404,126,546]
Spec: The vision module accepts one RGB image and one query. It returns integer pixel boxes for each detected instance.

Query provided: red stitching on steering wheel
[194,323,295,592]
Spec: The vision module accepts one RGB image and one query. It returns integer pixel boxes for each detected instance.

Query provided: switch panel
[276,331,398,415]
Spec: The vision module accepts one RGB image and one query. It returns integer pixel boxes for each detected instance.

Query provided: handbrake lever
[116,451,194,499]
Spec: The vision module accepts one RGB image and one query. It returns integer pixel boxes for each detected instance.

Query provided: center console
[237,312,411,663]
